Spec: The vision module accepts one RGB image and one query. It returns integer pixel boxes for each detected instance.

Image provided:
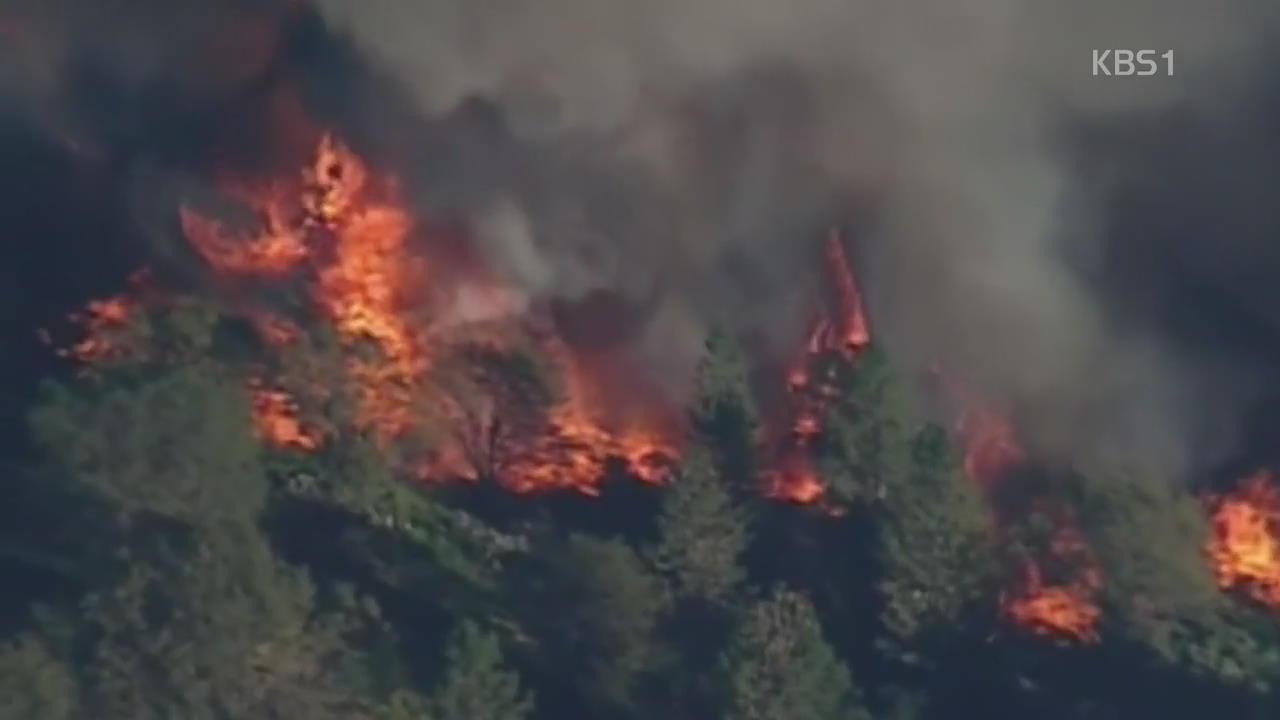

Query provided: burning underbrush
[56,125,1280,650]
[1206,470,1280,609]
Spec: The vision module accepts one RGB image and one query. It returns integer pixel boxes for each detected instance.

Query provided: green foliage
[423,620,535,720]
[29,364,265,524]
[18,288,1280,720]
[689,329,761,497]
[649,447,750,603]
[80,523,378,720]
[520,534,666,710]
[0,634,78,720]
[821,348,912,505]
[875,425,995,664]
[286,435,524,613]
[719,587,869,720]
[149,296,225,364]
[1077,468,1280,692]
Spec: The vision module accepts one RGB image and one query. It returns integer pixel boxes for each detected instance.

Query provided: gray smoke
[314,0,1279,476]
[6,0,1278,476]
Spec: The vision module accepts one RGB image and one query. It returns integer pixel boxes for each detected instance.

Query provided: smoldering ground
[5,0,1280,479]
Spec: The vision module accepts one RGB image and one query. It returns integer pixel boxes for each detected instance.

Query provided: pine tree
[821,348,912,506]
[79,523,378,720]
[719,587,870,720]
[1077,468,1280,693]
[517,534,666,711]
[28,364,266,525]
[689,329,761,500]
[650,447,750,603]
[875,425,994,665]
[0,634,78,720]
[423,620,534,720]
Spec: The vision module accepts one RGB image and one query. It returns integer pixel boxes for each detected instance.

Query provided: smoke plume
[312,0,1278,476]
[6,0,1280,477]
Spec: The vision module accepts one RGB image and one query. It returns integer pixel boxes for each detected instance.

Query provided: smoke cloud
[6,0,1280,477]
[312,0,1278,476]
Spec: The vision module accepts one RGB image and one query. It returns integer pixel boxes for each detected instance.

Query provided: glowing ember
[1002,522,1101,643]
[1207,470,1280,608]
[763,458,824,505]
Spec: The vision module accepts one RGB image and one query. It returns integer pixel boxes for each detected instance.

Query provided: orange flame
[248,380,323,451]
[182,135,427,442]
[1206,470,1280,608]
[56,269,152,365]
[956,405,1026,489]
[1002,518,1102,643]
[762,231,871,505]
[824,230,869,357]
[181,133,678,493]
[180,197,309,277]
[306,138,425,440]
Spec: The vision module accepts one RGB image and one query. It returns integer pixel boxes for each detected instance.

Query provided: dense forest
[1,134,1280,720]
[4,4,1280,719]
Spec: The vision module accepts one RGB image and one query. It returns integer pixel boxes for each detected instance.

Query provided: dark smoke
[6,0,1280,479]
[314,0,1280,478]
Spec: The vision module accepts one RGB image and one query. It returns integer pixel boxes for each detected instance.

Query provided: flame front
[305,137,425,440]
[1207,470,1280,608]
[947,390,1100,643]
[177,133,676,494]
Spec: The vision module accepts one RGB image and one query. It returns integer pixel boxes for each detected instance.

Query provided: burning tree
[1078,468,1280,692]
[1207,470,1280,608]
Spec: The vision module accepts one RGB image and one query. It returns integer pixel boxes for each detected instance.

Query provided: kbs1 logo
[1092,49,1174,76]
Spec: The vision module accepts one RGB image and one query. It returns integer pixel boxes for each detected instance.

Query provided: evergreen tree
[0,634,78,720]
[821,348,912,506]
[689,329,761,499]
[517,534,666,712]
[423,620,535,720]
[1078,468,1280,693]
[650,447,750,604]
[79,523,378,720]
[875,425,994,665]
[28,364,266,525]
[719,587,870,720]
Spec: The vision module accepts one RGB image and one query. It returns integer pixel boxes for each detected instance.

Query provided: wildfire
[177,132,680,493]
[763,231,871,505]
[248,380,323,451]
[1002,521,1102,644]
[306,138,425,440]
[55,269,152,365]
[956,405,1026,489]
[823,229,870,357]
[944,384,1100,642]
[181,134,426,441]
[180,195,309,277]
[1206,470,1280,609]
